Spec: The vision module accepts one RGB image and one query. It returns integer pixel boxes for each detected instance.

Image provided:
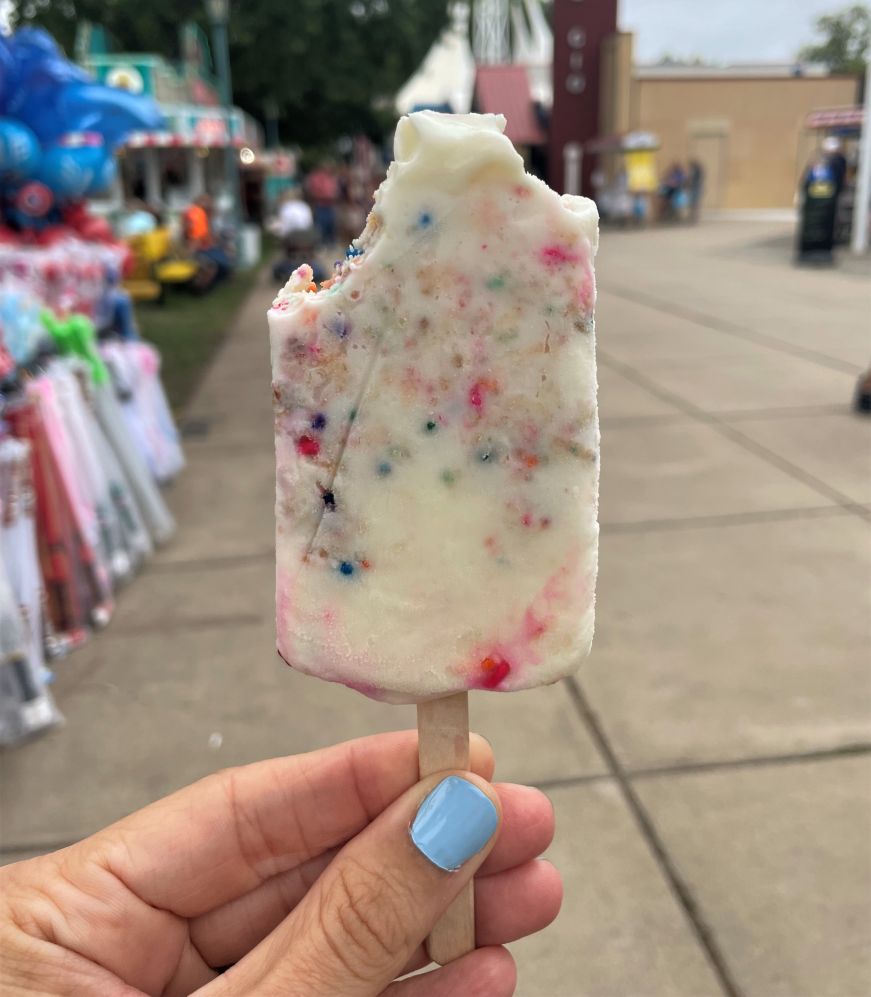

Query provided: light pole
[206,0,241,250]
[851,54,871,256]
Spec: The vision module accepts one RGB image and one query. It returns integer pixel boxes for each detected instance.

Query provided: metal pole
[851,55,871,255]
[264,96,279,149]
[210,12,242,249]
[564,142,582,196]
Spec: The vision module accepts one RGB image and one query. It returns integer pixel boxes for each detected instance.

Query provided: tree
[799,3,869,74]
[10,0,451,146]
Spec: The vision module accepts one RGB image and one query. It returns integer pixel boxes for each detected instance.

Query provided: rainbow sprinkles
[268,111,599,704]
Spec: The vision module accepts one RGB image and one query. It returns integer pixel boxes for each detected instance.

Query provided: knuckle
[317,856,414,981]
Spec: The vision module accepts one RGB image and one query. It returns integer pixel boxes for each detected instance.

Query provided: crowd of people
[592,157,705,227]
[269,159,382,284]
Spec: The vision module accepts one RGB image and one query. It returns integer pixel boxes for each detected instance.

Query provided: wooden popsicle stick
[416,691,475,966]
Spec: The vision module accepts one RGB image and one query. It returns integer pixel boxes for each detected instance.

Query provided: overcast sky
[620,0,858,63]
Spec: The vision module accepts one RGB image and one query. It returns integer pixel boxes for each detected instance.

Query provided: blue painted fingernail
[410,776,499,872]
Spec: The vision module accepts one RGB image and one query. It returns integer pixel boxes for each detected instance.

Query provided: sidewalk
[2,222,869,996]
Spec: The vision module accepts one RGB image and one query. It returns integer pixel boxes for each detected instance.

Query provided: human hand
[0,731,561,995]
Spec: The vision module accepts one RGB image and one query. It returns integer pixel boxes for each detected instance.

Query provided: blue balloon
[7,180,55,224]
[0,118,40,179]
[36,141,107,199]
[86,152,117,195]
[1,27,164,148]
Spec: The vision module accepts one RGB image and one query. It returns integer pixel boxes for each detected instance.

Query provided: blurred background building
[398,1,862,213]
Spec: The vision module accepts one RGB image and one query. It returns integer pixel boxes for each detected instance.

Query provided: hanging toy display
[0,29,183,748]
[0,28,162,234]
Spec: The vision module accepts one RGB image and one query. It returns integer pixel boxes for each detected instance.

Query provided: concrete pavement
[1,221,869,996]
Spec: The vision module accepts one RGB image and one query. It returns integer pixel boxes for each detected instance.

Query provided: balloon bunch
[0,28,163,239]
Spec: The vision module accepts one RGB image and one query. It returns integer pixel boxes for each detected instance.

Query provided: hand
[0,731,561,996]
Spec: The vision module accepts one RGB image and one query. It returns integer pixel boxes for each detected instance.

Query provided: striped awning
[125,130,247,148]
[805,106,864,130]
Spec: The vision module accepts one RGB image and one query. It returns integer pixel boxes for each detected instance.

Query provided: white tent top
[395,4,476,115]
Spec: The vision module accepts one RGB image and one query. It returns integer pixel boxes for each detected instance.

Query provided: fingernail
[410,776,499,872]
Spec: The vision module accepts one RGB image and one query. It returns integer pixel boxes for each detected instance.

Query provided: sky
[620,0,858,63]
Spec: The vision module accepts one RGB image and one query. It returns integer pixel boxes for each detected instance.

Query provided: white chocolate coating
[269,111,599,703]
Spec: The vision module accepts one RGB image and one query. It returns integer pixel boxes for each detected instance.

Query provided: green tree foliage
[11,0,451,145]
[799,3,870,74]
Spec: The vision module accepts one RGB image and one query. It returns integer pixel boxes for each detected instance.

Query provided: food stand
[585,131,660,225]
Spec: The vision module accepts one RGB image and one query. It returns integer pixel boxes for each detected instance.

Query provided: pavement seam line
[601,505,851,534]
[12,743,871,857]
[628,742,871,780]
[601,403,850,429]
[597,351,869,519]
[599,281,860,375]
[565,676,743,997]
[147,550,274,573]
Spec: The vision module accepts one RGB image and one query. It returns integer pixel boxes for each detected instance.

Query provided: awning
[474,65,546,146]
[586,131,660,153]
[125,129,245,149]
[124,103,262,150]
[805,106,864,130]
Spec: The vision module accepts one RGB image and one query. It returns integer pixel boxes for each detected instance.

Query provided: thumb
[213,772,501,997]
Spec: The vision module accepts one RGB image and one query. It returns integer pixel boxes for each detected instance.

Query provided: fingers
[479,783,555,876]
[384,947,517,997]
[477,860,563,945]
[397,859,563,978]
[189,783,553,969]
[88,730,494,920]
[203,773,502,996]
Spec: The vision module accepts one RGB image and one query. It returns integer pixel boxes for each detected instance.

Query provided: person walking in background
[659,162,687,222]
[270,188,324,287]
[305,162,340,246]
[272,188,315,246]
[688,159,705,222]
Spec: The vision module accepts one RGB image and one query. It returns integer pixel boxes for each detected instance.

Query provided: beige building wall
[630,75,859,209]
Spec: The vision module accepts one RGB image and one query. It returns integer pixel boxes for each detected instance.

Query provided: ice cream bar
[268,111,599,705]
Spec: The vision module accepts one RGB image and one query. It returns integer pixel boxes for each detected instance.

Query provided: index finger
[88,730,494,918]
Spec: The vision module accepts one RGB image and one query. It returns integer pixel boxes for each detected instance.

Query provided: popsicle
[268,110,599,961]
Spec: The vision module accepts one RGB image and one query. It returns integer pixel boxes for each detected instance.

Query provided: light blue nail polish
[410,776,499,872]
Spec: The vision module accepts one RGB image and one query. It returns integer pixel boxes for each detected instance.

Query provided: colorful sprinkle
[424,420,438,433]
[486,274,505,290]
[311,412,327,430]
[322,489,336,510]
[325,314,350,338]
[441,469,456,485]
[467,377,499,413]
[540,244,581,268]
[418,211,433,228]
[338,561,355,576]
[377,461,392,476]
[297,435,320,457]
[349,407,357,421]
[480,654,511,688]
